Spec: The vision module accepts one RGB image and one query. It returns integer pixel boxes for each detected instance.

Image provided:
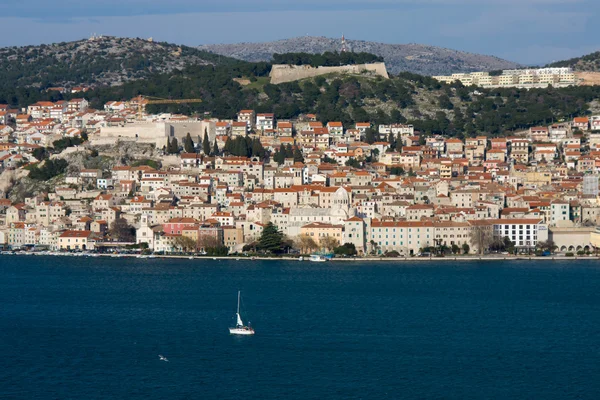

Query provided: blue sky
[0,0,598,64]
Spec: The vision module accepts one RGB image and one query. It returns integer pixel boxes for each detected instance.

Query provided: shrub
[565,252,574,257]
[205,246,229,256]
[334,243,357,256]
[52,137,83,151]
[27,159,68,181]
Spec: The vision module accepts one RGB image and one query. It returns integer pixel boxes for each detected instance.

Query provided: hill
[547,51,600,72]
[0,36,235,89]
[0,42,598,139]
[198,36,521,75]
[79,64,600,138]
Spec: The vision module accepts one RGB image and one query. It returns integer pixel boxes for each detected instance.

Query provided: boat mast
[237,291,241,315]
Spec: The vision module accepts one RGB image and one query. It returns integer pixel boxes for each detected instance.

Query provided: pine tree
[273,145,285,165]
[170,137,180,154]
[251,138,264,158]
[258,222,285,254]
[285,144,294,159]
[387,132,395,147]
[394,134,403,153]
[223,137,232,154]
[365,128,376,144]
[184,132,195,153]
[236,136,248,157]
[203,131,211,155]
[293,147,304,163]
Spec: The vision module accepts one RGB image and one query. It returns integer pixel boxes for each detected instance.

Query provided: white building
[550,201,570,226]
[256,113,274,131]
[492,219,548,249]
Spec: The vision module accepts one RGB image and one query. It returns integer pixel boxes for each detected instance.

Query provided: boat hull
[229,327,255,335]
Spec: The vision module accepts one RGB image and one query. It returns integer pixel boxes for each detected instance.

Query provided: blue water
[1,257,600,399]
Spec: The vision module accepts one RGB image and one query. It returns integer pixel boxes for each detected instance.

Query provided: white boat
[229,291,255,336]
[309,254,328,262]
[298,256,304,261]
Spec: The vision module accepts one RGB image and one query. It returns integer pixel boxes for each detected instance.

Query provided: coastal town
[2,95,600,257]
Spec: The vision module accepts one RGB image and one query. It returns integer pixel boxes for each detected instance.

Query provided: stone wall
[96,121,216,148]
[270,63,389,84]
[549,227,594,252]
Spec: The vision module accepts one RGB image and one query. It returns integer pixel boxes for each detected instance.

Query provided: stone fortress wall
[270,63,389,84]
[95,120,216,148]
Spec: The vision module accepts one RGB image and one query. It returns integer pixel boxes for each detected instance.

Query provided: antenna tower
[341,34,348,53]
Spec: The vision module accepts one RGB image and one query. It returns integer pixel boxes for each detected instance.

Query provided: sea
[1,256,600,400]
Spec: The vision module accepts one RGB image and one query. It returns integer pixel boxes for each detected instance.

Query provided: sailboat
[229,291,255,335]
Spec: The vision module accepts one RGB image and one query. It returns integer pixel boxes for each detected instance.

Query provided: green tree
[285,144,294,158]
[273,150,284,165]
[183,132,195,153]
[371,148,380,162]
[462,243,470,254]
[394,134,403,152]
[28,159,68,181]
[345,158,361,168]
[212,141,219,156]
[257,222,287,254]
[334,243,357,256]
[32,147,48,161]
[203,131,211,155]
[251,138,265,158]
[167,137,180,154]
[322,155,337,164]
[387,132,395,148]
[439,94,454,110]
[365,128,376,144]
[293,147,304,163]
[390,166,405,175]
[52,137,83,151]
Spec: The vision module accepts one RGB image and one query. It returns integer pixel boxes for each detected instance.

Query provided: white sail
[236,312,243,327]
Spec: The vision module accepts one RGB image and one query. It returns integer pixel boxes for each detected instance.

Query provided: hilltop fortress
[269,62,389,84]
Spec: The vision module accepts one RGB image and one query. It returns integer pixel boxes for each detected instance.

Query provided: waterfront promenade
[1,252,598,262]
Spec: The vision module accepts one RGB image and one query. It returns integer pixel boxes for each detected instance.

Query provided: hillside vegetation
[82,64,600,137]
[0,36,235,89]
[547,51,600,72]
[0,39,598,139]
[199,36,522,75]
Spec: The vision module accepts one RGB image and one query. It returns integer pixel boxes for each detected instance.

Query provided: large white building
[433,67,576,88]
[492,219,548,249]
